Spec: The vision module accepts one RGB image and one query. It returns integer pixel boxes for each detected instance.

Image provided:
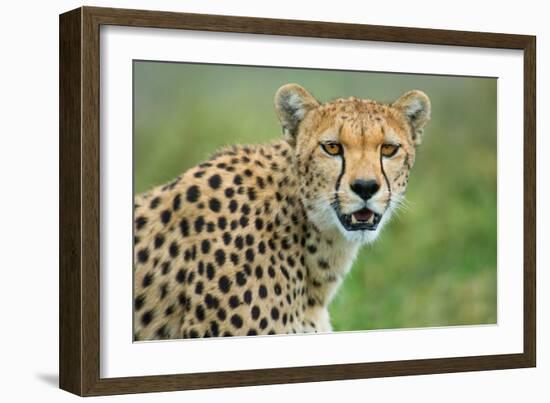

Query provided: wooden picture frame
[59,6,536,396]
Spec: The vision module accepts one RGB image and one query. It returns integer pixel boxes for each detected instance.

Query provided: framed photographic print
[59,6,536,396]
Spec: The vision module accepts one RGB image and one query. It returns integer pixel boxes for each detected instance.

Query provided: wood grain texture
[59,8,83,396]
[59,5,537,396]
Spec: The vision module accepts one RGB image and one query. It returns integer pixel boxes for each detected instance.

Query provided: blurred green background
[134,61,497,331]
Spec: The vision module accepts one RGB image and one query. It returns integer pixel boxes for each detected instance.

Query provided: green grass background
[134,61,497,331]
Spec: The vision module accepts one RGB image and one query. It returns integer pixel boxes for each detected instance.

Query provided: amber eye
[321,143,342,156]
[381,144,400,158]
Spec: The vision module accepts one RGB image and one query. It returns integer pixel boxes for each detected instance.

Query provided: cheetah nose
[350,179,380,201]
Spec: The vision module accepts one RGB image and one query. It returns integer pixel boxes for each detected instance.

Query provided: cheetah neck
[303,225,361,309]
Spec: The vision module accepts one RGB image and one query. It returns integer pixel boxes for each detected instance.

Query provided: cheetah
[133,83,431,340]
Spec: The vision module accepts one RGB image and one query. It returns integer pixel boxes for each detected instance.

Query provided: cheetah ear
[393,90,431,145]
[274,84,319,143]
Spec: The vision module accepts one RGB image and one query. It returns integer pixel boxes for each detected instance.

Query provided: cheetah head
[275,83,430,243]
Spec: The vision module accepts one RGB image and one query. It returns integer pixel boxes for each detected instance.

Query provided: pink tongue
[353,209,373,222]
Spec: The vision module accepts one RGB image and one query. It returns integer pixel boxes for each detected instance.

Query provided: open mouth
[337,207,382,231]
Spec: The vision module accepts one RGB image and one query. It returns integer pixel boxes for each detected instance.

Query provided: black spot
[271,307,280,321]
[189,330,199,338]
[201,239,211,254]
[251,306,260,320]
[207,222,215,232]
[280,265,290,280]
[229,295,240,308]
[159,283,168,299]
[230,314,243,329]
[194,170,205,178]
[218,275,231,293]
[235,235,244,250]
[281,238,291,250]
[259,318,268,330]
[187,271,195,284]
[215,249,226,266]
[149,197,160,209]
[255,218,264,230]
[176,269,186,283]
[134,294,145,311]
[209,198,221,212]
[197,264,204,277]
[218,216,227,230]
[256,177,265,189]
[230,220,238,230]
[258,241,266,254]
[137,248,149,263]
[195,305,205,321]
[155,325,168,338]
[178,292,188,307]
[243,290,252,304]
[230,253,239,265]
[141,310,154,327]
[241,204,251,215]
[161,261,171,275]
[240,216,249,228]
[246,249,255,263]
[205,293,219,309]
[186,185,200,202]
[236,271,247,286]
[165,304,174,316]
[164,195,176,214]
[154,234,165,249]
[318,259,329,269]
[229,200,238,213]
[160,209,171,224]
[254,265,263,279]
[208,174,222,189]
[224,187,235,198]
[217,308,227,321]
[223,232,232,245]
[179,218,190,237]
[195,281,204,295]
[259,285,268,299]
[233,175,243,185]
[268,266,276,278]
[194,216,205,233]
[169,242,179,258]
[247,329,257,336]
[210,321,219,336]
[245,234,254,246]
[274,283,282,295]
[247,188,256,201]
[206,263,215,280]
[142,273,153,288]
[135,216,147,230]
[307,245,317,254]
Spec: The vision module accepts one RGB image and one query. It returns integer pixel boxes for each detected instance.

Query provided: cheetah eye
[321,142,342,156]
[381,144,400,158]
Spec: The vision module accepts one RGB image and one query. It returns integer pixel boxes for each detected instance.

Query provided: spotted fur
[133,84,430,340]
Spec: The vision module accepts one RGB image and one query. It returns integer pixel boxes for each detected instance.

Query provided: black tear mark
[333,150,346,216]
[380,153,391,201]
[403,153,411,170]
